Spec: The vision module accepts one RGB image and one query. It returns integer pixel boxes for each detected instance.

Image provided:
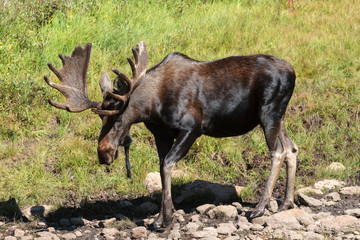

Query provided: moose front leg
[151,130,200,229]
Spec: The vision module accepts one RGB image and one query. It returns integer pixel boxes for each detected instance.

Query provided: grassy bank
[0,0,359,209]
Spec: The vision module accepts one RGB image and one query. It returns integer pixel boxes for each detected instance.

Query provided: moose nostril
[98,148,114,165]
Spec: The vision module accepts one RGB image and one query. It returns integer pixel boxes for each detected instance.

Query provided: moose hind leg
[251,123,286,218]
[278,122,298,211]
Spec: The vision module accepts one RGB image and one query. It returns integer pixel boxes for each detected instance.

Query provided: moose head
[44,42,148,177]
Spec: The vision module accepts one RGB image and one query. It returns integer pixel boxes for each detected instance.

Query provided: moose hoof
[250,210,264,219]
[278,201,295,212]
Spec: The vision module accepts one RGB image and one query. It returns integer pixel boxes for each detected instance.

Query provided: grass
[0,0,359,212]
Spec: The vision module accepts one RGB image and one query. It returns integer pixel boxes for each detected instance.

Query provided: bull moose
[44,42,298,228]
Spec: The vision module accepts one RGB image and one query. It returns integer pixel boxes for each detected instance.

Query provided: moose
[44,42,298,228]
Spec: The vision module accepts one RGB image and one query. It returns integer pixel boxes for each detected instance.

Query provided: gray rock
[251,216,267,226]
[22,205,53,219]
[345,208,360,217]
[314,179,346,191]
[298,193,323,207]
[36,231,60,240]
[196,203,215,214]
[14,229,25,237]
[190,214,201,222]
[61,233,76,240]
[4,237,17,240]
[102,227,120,236]
[99,217,116,228]
[207,205,238,219]
[168,223,181,240]
[184,221,200,233]
[268,199,278,213]
[340,186,360,195]
[20,236,34,240]
[284,230,303,240]
[296,187,324,196]
[144,172,162,193]
[317,215,360,233]
[131,226,147,239]
[250,224,264,231]
[265,209,307,230]
[217,222,237,235]
[303,232,325,240]
[325,192,341,202]
[326,162,346,171]
[74,231,82,237]
[192,227,218,238]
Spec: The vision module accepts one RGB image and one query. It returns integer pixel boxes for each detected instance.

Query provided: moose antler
[112,41,148,96]
[44,43,100,112]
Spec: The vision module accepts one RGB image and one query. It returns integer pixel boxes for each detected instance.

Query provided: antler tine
[45,43,100,113]
[128,41,148,80]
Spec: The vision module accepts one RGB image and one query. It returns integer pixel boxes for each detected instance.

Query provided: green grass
[0,0,359,210]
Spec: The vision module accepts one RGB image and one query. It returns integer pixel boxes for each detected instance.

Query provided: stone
[192,227,218,238]
[144,172,162,193]
[297,193,323,207]
[4,237,17,240]
[148,233,165,240]
[312,212,333,221]
[340,186,360,195]
[296,186,324,196]
[184,221,200,233]
[139,201,159,214]
[74,231,82,237]
[317,215,360,233]
[313,179,346,191]
[250,224,264,231]
[232,202,243,211]
[196,203,215,214]
[265,209,307,230]
[102,228,120,236]
[168,223,181,240]
[22,205,53,219]
[268,199,278,213]
[36,231,60,240]
[131,226,147,239]
[190,214,201,222]
[251,216,267,226]
[99,217,117,228]
[303,232,325,240]
[20,236,34,240]
[325,192,341,202]
[70,217,84,226]
[345,208,360,218]
[14,229,25,237]
[61,233,76,240]
[284,230,303,240]
[217,222,237,235]
[207,205,238,219]
[326,162,346,171]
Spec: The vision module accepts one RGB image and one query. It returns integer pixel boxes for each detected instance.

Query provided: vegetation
[0,0,359,209]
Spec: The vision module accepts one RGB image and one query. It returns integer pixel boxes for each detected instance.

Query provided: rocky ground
[1,164,360,240]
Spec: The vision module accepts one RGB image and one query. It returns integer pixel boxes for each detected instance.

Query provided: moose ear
[99,72,112,99]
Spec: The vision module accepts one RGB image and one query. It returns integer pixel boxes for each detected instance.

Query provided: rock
[283,230,303,240]
[168,223,181,240]
[297,193,323,207]
[207,205,238,219]
[345,209,360,217]
[192,227,218,238]
[14,229,25,237]
[250,224,264,231]
[20,236,34,240]
[313,179,346,191]
[297,187,324,195]
[326,162,346,171]
[22,205,53,219]
[99,217,116,228]
[59,218,71,226]
[4,237,17,240]
[265,209,310,230]
[268,199,278,213]
[303,231,325,240]
[74,231,82,237]
[36,231,60,240]
[325,192,341,202]
[251,216,267,226]
[61,233,76,240]
[340,186,360,195]
[144,172,162,193]
[217,222,237,235]
[312,212,334,221]
[139,201,159,215]
[131,226,147,239]
[184,221,200,233]
[70,217,84,226]
[196,204,216,214]
[190,214,201,222]
[148,232,165,240]
[102,227,120,236]
[317,215,360,233]
[232,202,243,211]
